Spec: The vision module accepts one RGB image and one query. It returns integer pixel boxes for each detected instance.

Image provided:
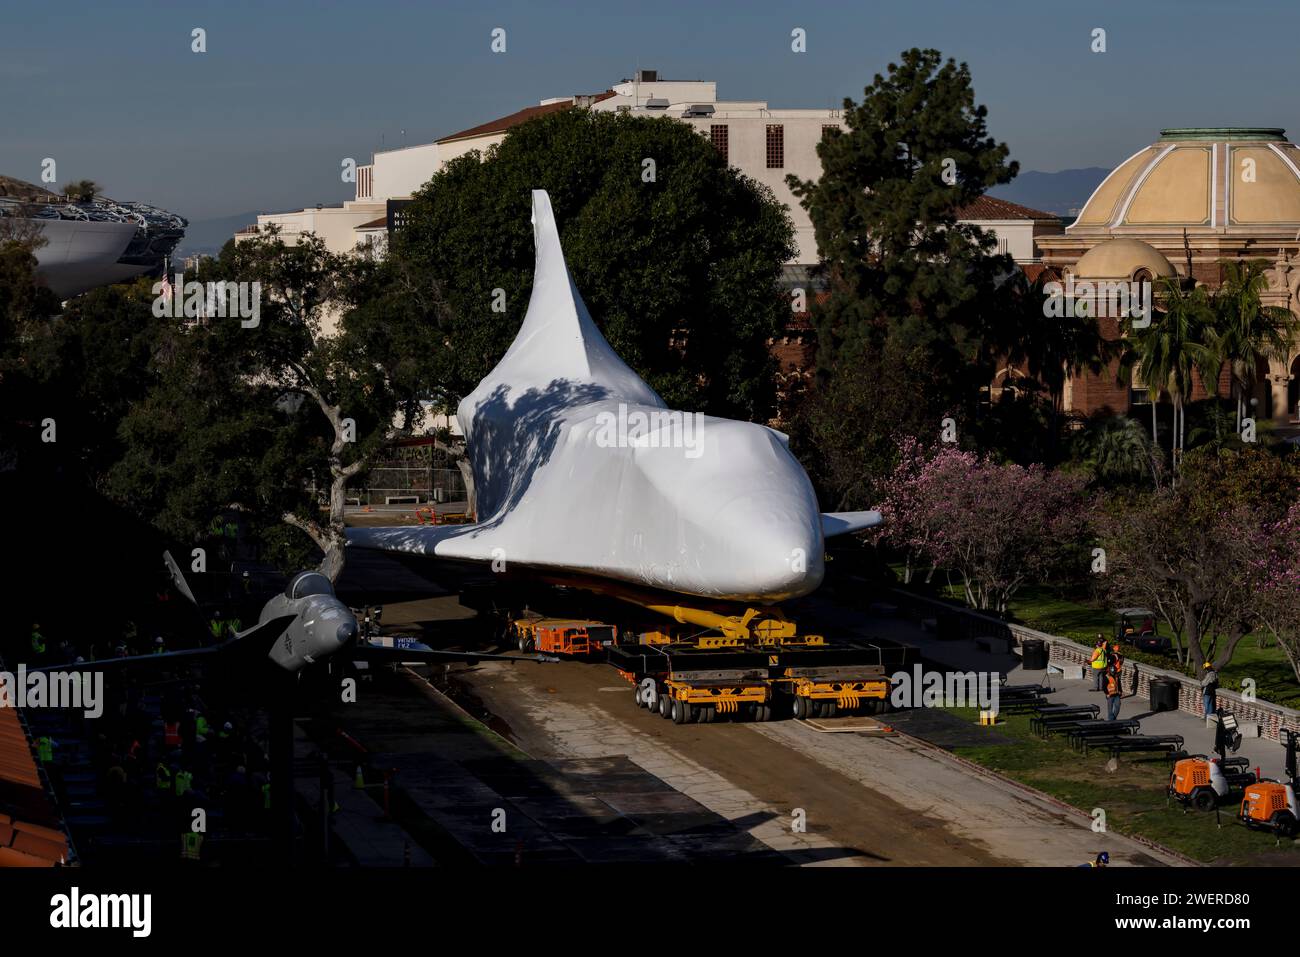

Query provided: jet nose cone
[335,620,358,647]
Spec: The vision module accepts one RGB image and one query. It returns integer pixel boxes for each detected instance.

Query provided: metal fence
[351,466,466,506]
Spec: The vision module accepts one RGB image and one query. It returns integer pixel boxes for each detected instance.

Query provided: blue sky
[2,0,1298,221]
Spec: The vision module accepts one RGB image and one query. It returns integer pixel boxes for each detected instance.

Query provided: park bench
[1066,719,1141,749]
[1084,734,1184,760]
[1000,683,1052,696]
[1037,714,1107,734]
[1000,695,1053,715]
[1030,705,1099,735]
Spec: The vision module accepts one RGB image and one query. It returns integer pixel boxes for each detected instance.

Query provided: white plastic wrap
[347,191,879,602]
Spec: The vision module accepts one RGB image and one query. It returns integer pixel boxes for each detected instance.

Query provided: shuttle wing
[346,523,504,561]
[820,511,883,537]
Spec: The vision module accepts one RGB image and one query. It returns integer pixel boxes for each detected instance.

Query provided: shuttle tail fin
[480,190,662,406]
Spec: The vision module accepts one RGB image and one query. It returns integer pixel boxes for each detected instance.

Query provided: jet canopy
[285,571,334,600]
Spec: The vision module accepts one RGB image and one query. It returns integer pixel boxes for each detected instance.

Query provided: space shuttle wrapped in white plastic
[347,190,879,602]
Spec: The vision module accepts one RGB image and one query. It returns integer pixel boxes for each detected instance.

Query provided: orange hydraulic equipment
[1239,729,1300,838]
[511,616,614,657]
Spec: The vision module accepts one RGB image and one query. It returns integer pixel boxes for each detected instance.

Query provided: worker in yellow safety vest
[173,769,193,797]
[30,624,45,658]
[1089,635,1107,692]
[36,736,53,763]
[181,831,203,862]
[155,763,172,791]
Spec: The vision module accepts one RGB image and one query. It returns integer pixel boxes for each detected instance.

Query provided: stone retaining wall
[888,587,1300,743]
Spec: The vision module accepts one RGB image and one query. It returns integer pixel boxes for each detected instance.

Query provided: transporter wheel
[634,685,645,709]
[824,701,840,718]
[671,699,687,724]
[792,696,807,720]
[658,694,672,719]
[517,632,532,653]
[638,679,657,711]
[1272,811,1298,838]
[1192,788,1217,812]
[754,704,769,723]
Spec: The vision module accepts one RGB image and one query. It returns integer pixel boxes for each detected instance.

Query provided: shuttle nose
[715,494,823,599]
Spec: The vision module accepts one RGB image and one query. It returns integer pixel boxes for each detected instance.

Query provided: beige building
[241,71,1054,274]
[338,71,846,267]
[1034,128,1300,428]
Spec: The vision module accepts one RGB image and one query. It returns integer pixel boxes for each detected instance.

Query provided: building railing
[886,586,1300,742]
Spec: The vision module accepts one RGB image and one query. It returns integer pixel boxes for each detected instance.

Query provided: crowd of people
[21,608,277,865]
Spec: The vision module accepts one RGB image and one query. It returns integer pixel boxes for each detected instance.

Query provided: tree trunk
[456,458,476,518]
[1178,399,1185,460]
[321,469,349,582]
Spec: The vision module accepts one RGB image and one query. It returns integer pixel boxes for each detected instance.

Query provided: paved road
[448,650,1183,866]
[340,555,1188,866]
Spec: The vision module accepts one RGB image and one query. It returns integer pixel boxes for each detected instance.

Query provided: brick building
[1034,128,1300,427]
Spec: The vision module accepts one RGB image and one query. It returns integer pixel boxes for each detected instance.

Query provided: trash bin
[1020,638,1048,670]
[1149,677,1179,713]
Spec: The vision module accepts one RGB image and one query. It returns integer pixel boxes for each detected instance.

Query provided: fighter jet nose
[335,620,357,647]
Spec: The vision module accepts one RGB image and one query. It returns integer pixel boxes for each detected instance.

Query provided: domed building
[1036,128,1300,426]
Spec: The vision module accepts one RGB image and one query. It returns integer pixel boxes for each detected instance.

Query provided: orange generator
[1239,729,1300,838]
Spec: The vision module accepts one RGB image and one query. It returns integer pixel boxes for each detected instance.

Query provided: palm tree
[1187,399,1239,451]
[1119,277,1219,483]
[1005,272,1112,462]
[1209,260,1297,431]
[1077,414,1158,486]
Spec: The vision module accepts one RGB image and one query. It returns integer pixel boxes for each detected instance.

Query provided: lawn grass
[886,564,1300,709]
[945,707,1300,865]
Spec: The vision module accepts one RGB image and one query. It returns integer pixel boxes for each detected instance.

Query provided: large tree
[1209,259,1297,432]
[1096,447,1300,669]
[788,48,1018,370]
[1119,278,1219,479]
[785,49,1022,507]
[393,107,795,422]
[106,230,401,580]
[876,440,1090,613]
